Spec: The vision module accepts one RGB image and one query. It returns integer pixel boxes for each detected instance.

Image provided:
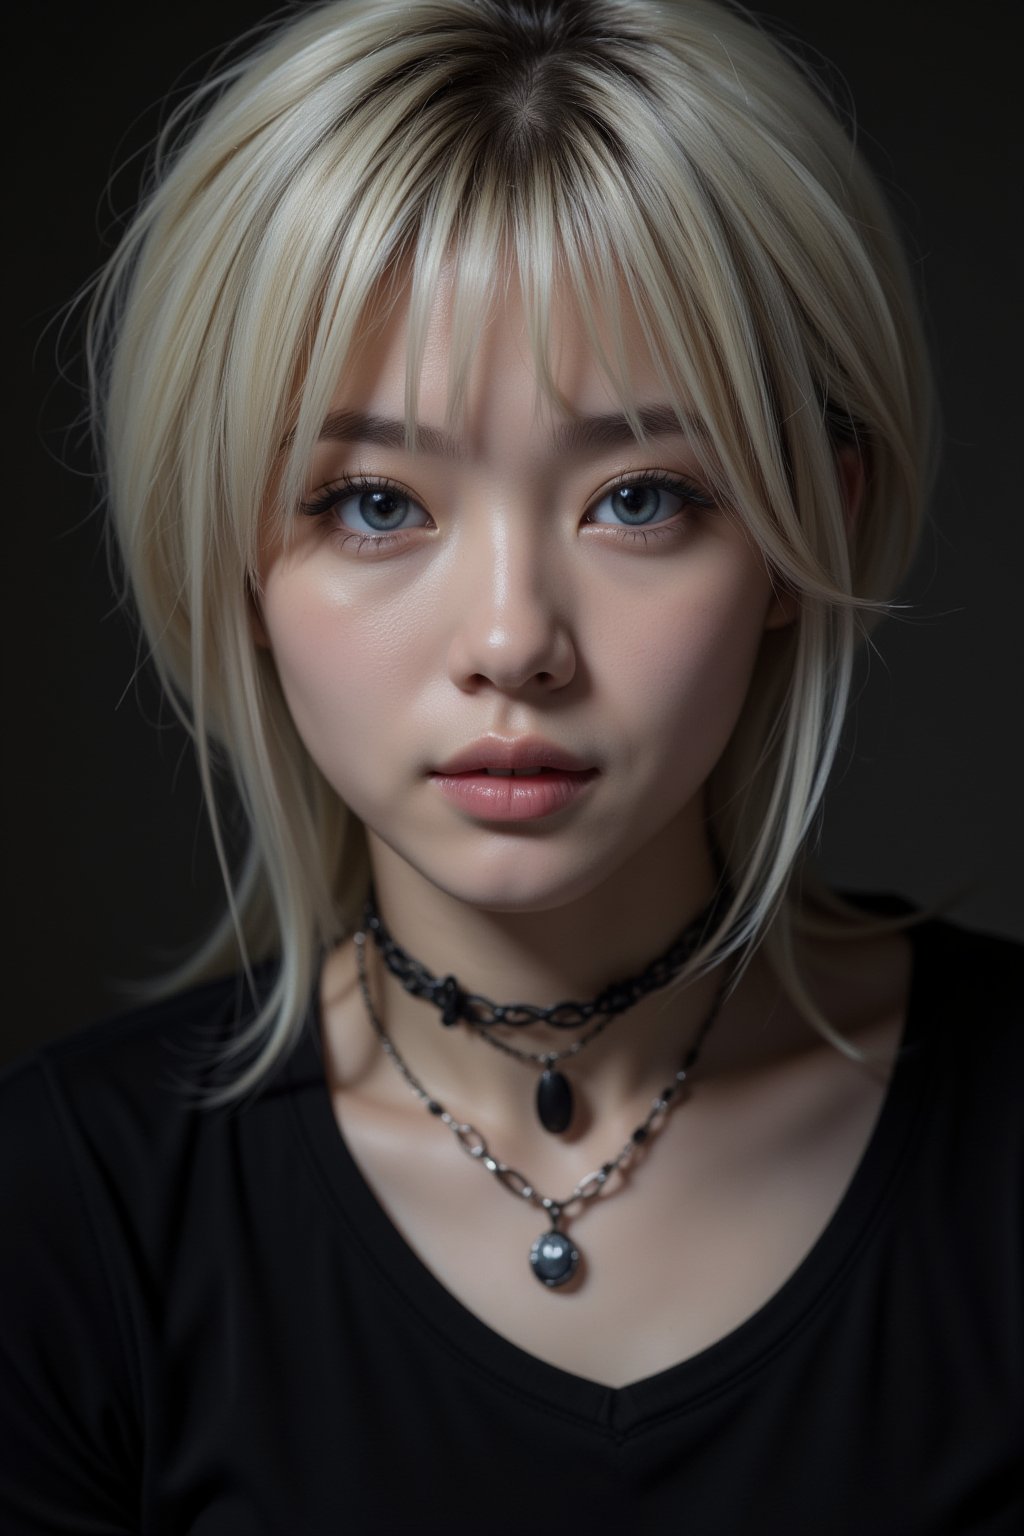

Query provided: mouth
[458,766,579,778]
[428,736,599,820]
[427,762,599,822]
[432,736,596,777]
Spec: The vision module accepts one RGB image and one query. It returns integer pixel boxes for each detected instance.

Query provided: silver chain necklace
[353,929,732,1288]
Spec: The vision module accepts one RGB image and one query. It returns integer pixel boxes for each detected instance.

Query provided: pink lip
[429,769,598,822]
[433,736,595,775]
[429,737,599,822]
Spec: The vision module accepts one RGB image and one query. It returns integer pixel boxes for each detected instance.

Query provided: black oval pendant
[536,1068,573,1134]
[529,1228,580,1287]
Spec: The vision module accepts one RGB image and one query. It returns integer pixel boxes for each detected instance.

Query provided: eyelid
[593,461,714,490]
[298,471,431,523]
[302,461,713,503]
[583,468,718,519]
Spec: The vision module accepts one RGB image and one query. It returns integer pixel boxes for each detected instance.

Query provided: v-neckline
[284,895,940,1438]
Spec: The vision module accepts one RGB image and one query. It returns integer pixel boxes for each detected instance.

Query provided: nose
[445,518,576,695]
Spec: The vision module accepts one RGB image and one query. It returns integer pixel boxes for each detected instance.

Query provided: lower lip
[429,770,598,821]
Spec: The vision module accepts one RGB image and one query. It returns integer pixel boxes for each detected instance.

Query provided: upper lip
[432,737,596,774]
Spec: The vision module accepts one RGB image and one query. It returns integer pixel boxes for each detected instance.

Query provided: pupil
[360,489,405,527]
[613,485,659,523]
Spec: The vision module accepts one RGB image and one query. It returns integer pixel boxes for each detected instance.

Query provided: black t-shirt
[1,898,1022,1534]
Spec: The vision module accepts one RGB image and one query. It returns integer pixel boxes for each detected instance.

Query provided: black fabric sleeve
[0,1055,143,1533]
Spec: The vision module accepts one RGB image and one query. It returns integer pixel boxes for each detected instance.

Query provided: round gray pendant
[529,1228,580,1288]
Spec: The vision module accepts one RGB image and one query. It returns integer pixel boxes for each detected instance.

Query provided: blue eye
[300,477,430,534]
[298,469,716,556]
[588,474,714,528]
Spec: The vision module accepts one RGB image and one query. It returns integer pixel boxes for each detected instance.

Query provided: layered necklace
[354,884,735,1288]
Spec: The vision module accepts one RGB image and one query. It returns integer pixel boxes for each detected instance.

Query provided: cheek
[260,533,776,817]
[601,558,772,770]
[260,566,417,790]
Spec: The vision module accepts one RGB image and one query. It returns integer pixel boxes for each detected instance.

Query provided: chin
[371,822,628,915]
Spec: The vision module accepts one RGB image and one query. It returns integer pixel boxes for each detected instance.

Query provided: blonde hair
[86,0,945,1108]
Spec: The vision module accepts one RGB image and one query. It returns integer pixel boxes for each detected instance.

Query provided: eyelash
[298,469,717,556]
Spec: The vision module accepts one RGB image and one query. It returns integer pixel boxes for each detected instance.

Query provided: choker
[362,882,732,1135]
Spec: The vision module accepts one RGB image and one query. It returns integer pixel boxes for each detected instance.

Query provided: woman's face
[257,277,793,914]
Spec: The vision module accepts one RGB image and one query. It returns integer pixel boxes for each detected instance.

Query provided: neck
[336,814,771,1146]
[365,803,724,1002]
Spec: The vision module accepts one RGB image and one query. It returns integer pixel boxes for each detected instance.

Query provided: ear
[762,579,799,632]
[836,443,865,539]
[247,577,272,650]
[762,443,866,633]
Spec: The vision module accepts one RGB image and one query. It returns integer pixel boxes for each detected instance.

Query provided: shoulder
[825,893,1023,1145]
[905,905,1022,1040]
[0,961,282,1175]
[0,971,278,1526]
[0,962,290,1368]
[886,906,1023,1214]
[839,890,1022,1029]
[880,898,1023,1106]
[4,961,278,1081]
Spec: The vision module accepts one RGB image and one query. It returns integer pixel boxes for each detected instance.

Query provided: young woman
[2,0,1020,1529]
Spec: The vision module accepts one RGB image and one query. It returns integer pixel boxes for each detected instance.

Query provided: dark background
[6,1,1021,1067]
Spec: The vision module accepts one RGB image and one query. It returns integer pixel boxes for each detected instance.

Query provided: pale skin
[255,275,911,1387]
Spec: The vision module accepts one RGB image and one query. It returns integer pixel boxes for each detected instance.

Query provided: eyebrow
[312,403,699,457]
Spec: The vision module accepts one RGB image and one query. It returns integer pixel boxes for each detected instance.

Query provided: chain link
[354,930,731,1226]
[362,881,732,1030]
[474,1010,616,1066]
